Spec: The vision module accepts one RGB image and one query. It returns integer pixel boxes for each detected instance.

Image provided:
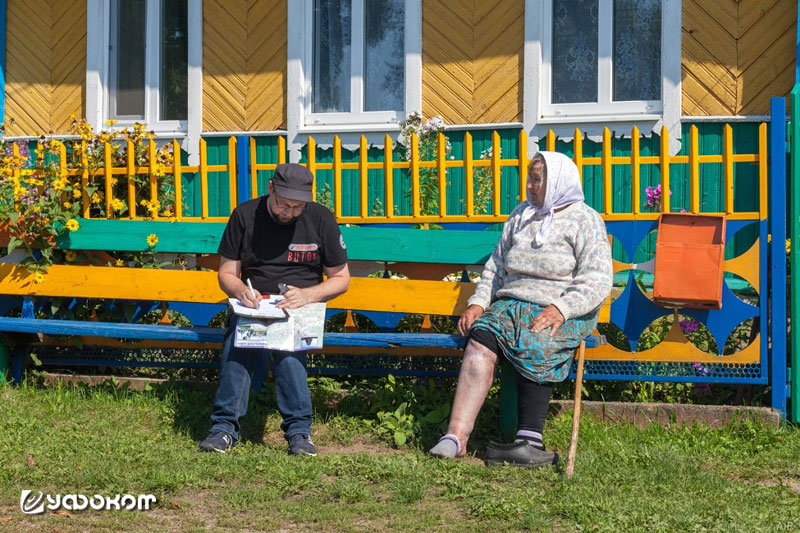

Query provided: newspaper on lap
[232,297,326,351]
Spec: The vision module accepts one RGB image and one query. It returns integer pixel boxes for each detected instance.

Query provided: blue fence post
[0,0,6,124]
[10,297,35,383]
[770,97,788,416]
[236,135,250,205]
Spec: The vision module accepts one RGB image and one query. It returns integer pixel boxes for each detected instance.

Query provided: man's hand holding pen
[238,278,262,308]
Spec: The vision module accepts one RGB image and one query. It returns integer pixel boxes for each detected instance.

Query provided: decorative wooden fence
[7,124,767,224]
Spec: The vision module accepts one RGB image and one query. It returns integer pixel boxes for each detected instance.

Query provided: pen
[246,278,257,300]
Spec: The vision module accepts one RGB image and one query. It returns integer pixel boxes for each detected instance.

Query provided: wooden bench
[0,255,604,438]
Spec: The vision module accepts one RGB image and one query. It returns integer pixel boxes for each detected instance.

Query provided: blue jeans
[209,320,312,442]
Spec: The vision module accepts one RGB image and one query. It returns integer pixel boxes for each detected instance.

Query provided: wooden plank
[54,219,502,263]
[737,1,795,72]
[738,0,781,38]
[245,0,286,130]
[691,0,738,39]
[682,0,738,65]
[203,0,247,131]
[0,264,476,315]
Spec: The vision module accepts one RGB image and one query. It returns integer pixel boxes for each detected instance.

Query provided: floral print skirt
[470,299,598,383]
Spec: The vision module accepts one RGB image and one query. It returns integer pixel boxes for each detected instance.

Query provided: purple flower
[693,382,712,398]
[680,319,699,334]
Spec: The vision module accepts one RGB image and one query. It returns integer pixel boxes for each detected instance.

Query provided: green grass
[1,379,800,532]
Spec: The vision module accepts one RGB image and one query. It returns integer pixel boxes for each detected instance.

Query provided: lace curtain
[614,0,661,101]
[365,0,405,112]
[552,0,661,104]
[313,0,352,113]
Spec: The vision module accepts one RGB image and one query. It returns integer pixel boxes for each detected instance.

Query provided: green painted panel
[294,129,521,217]
[179,137,234,217]
[57,219,499,264]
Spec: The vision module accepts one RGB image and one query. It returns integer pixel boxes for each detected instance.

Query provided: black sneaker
[287,434,317,456]
[484,440,558,468]
[198,431,236,453]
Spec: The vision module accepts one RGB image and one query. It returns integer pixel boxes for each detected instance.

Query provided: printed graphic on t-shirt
[288,243,319,263]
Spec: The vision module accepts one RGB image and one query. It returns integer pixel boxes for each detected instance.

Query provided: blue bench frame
[0,312,604,439]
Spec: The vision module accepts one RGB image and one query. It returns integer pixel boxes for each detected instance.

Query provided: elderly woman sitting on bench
[430,151,613,467]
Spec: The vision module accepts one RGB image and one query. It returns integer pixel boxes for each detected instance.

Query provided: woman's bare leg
[445,339,498,455]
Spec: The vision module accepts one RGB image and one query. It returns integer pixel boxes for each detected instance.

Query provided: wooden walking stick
[565,340,586,479]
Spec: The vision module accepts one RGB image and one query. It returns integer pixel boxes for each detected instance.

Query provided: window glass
[551,0,598,104]
[613,0,660,101]
[313,0,352,113]
[113,0,146,117]
[160,0,188,120]
[364,0,404,112]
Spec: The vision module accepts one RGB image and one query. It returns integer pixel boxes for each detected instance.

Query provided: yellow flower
[146,233,158,247]
[787,238,791,255]
[105,119,118,126]
[91,192,102,204]
[153,164,166,177]
[73,188,82,199]
[33,272,45,284]
[111,198,125,212]
[63,202,72,209]
[66,219,80,232]
[53,178,67,192]
[140,199,149,206]
[115,258,125,267]
[65,251,77,262]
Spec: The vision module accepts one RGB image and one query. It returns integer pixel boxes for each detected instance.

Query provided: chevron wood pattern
[203,0,286,131]
[422,0,523,124]
[5,0,86,136]
[682,0,796,116]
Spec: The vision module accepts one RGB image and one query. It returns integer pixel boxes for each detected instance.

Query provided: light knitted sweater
[467,201,613,320]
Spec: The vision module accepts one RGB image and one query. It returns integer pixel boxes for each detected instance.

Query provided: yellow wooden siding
[422,0,523,124]
[682,0,796,116]
[202,0,286,131]
[4,0,85,136]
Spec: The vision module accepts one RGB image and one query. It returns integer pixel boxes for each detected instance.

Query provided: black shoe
[484,440,558,468]
[288,434,317,456]
[198,431,236,453]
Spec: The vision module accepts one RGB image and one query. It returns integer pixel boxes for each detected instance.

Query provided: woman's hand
[530,305,565,336]
[458,305,484,336]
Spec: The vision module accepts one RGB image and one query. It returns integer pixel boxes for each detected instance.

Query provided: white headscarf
[525,151,584,247]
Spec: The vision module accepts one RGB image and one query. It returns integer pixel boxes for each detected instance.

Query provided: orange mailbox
[653,213,726,310]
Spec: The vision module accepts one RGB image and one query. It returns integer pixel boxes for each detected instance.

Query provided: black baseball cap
[271,163,313,202]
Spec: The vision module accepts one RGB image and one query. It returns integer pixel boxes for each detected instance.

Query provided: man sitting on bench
[429,152,613,467]
[199,164,350,456]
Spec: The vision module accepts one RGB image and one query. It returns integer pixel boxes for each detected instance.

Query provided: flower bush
[397,111,496,217]
[0,118,179,280]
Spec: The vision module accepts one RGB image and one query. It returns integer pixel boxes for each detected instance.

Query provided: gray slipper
[429,435,461,458]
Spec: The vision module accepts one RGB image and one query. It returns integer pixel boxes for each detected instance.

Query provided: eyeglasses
[273,194,306,214]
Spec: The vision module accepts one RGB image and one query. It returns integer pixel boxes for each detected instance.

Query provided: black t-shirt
[217,196,348,294]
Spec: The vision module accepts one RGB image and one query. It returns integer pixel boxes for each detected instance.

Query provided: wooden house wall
[682,0,796,115]
[2,1,797,136]
[4,0,85,136]
[421,0,524,124]
[202,0,286,132]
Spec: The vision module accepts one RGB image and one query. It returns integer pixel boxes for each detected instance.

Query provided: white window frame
[86,0,202,140]
[524,0,681,131]
[288,0,421,138]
